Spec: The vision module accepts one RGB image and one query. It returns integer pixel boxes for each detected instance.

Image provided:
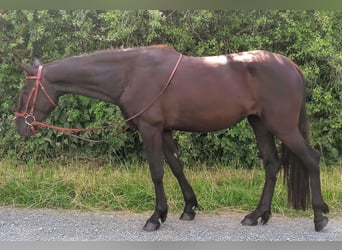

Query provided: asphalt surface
[0,207,341,241]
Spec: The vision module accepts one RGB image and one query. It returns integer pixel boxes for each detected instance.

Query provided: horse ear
[20,64,37,75]
[32,58,41,68]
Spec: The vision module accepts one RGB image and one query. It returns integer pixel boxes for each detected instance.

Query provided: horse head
[15,59,59,136]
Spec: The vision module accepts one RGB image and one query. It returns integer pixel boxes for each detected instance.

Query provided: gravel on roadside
[0,207,341,241]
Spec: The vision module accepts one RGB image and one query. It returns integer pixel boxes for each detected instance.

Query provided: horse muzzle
[15,115,37,137]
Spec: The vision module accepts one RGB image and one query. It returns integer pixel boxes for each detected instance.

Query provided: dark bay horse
[15,45,329,232]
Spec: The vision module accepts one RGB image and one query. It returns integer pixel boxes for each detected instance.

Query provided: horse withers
[14,45,329,232]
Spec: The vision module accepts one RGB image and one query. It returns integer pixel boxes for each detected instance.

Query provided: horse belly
[166,98,249,132]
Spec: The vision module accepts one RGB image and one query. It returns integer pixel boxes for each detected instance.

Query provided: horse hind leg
[277,129,329,232]
[162,131,199,220]
[241,115,281,226]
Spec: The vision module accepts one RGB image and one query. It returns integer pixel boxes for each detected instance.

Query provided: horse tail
[281,66,311,210]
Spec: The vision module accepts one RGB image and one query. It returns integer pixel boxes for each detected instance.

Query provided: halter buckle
[24,114,36,126]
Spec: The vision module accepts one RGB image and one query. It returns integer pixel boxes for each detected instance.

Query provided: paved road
[0,207,341,241]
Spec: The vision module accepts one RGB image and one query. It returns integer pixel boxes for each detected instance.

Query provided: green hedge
[0,10,341,166]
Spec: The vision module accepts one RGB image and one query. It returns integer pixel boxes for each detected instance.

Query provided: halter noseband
[14,65,57,134]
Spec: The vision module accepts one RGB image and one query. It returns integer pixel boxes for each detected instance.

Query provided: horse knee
[149,167,164,186]
[151,174,164,185]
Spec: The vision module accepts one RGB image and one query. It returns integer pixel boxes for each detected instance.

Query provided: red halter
[14,65,57,134]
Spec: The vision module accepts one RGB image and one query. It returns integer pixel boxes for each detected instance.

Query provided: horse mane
[42,45,176,66]
[149,44,175,50]
[74,44,176,57]
[98,44,175,54]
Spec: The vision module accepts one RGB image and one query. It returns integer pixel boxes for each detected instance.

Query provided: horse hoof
[241,216,257,226]
[143,220,161,232]
[260,211,271,225]
[314,216,329,232]
[180,211,196,221]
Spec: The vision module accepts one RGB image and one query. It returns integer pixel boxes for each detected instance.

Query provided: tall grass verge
[0,159,341,216]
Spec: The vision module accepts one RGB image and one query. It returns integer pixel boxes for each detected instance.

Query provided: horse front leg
[162,131,199,220]
[139,123,167,232]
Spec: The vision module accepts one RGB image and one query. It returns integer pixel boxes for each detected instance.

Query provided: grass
[0,158,341,217]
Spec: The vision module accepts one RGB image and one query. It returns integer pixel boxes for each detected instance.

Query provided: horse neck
[45,51,134,104]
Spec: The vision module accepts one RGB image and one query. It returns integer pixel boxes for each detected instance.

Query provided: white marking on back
[202,55,228,67]
[232,52,256,62]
